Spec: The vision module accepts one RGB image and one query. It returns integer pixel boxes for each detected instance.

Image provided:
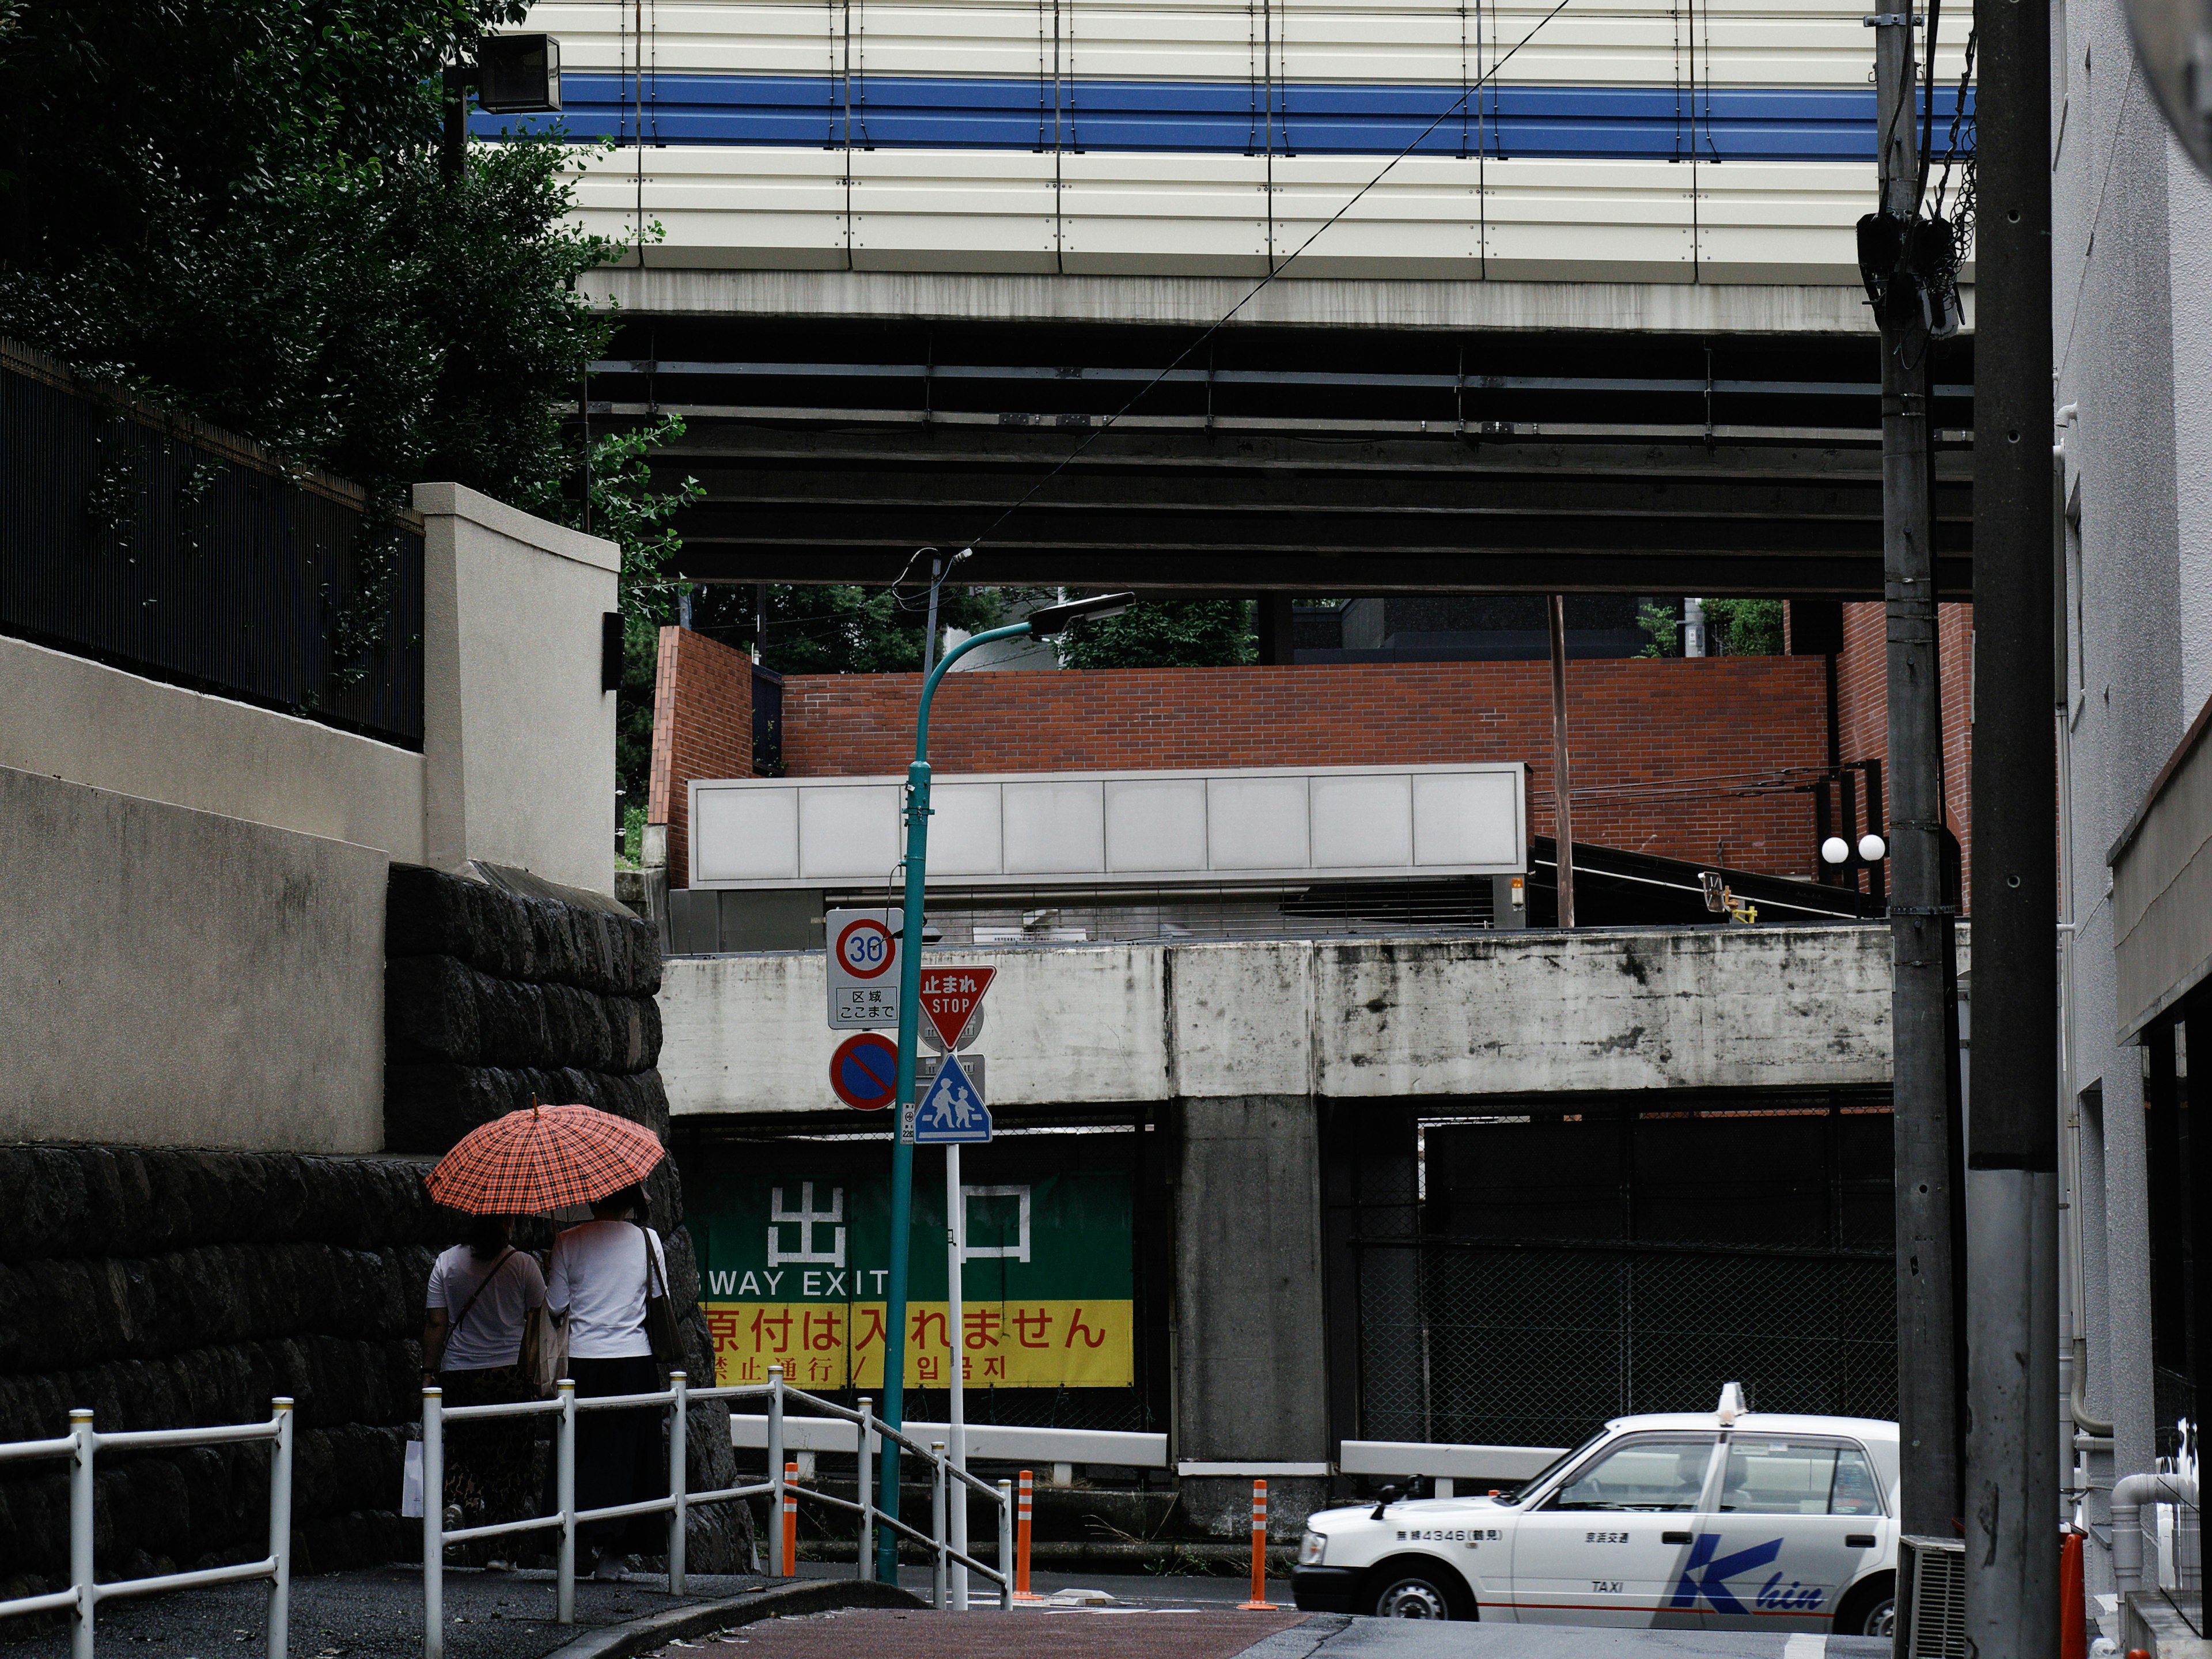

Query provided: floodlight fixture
[477,35,563,113]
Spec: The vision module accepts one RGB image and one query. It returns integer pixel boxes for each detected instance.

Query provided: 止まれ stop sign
[829,1032,899,1111]
[919,965,996,1050]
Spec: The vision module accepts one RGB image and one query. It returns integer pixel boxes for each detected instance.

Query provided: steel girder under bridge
[595,324,1975,598]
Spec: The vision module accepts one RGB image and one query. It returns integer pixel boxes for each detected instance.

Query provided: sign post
[914,969,995,1611]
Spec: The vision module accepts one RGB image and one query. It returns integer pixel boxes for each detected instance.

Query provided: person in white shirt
[422,1215,548,1557]
[548,1184,669,1580]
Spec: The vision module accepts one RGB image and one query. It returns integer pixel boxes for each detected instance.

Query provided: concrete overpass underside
[590,311,1975,599]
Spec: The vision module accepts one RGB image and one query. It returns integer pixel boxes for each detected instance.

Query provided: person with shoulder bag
[548,1184,679,1580]
[423,1214,548,1567]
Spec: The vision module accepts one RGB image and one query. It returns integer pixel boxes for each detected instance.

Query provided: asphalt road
[683,1609,1893,1659]
[1239,1620,1893,1659]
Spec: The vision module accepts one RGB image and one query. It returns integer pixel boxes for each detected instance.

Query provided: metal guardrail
[0,1400,295,1659]
[752,1366,1015,1612]
[421,1364,1013,1657]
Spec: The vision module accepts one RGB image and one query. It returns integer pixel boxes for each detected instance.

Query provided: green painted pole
[875,619,1033,1585]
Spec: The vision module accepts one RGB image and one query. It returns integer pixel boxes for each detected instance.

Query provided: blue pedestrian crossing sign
[911,1050,991,1143]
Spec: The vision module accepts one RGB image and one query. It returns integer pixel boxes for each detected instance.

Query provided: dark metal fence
[1357,1236,1896,1449]
[0,340,424,747]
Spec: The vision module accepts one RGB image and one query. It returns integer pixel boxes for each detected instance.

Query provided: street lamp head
[1025,591,1137,638]
[1821,836,1851,866]
[475,33,563,112]
[1858,832,1888,863]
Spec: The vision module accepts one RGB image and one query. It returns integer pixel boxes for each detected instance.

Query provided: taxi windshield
[1497,1430,1609,1505]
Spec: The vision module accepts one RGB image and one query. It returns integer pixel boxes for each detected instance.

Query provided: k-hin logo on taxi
[1669,1533,1799,1616]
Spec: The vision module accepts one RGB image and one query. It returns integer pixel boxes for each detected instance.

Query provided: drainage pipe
[2110,1472,2196,1593]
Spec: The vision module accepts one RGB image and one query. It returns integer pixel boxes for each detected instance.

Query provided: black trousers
[570,1354,667,1553]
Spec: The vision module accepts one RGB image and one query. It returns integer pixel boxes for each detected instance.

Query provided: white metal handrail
[420,1370,777,1658]
[419,1363,1013,1657]
[0,1400,294,1659]
[755,1367,1016,1612]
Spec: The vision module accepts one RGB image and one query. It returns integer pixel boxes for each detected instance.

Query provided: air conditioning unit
[1896,1533,1967,1657]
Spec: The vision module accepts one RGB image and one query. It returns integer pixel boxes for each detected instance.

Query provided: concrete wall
[3,489,621,900]
[0,634,426,859]
[2050,0,2212,1618]
[1173,1094,1331,1535]
[0,766,387,1153]
[659,925,1899,1114]
[418,482,620,896]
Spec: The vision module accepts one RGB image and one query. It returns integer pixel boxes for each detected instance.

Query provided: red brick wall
[764,658,1831,876]
[1835,601,1975,894]
[647,626,755,887]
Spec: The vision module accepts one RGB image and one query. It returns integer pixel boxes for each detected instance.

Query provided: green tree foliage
[1056,599,1256,669]
[1703,597,1786,656]
[1637,601,1681,657]
[0,1,620,516]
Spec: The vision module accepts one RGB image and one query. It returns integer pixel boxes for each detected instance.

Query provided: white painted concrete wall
[659,925,1899,1114]
[0,634,427,859]
[3,490,620,896]
[419,483,621,896]
[2049,0,2212,1600]
[1,487,620,1153]
[0,766,387,1153]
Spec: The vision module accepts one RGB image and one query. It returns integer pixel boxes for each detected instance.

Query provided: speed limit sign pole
[872,590,1133,1586]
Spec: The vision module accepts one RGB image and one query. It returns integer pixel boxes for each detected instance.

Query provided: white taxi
[1292,1387,1898,1637]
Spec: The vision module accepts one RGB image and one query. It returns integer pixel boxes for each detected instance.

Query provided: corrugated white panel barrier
[688,762,1527,888]
[499,0,1970,282]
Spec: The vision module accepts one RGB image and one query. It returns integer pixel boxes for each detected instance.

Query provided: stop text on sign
[919,966,997,1050]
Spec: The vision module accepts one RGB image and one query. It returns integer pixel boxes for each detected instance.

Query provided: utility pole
[1965,0,2059,1632]
[1866,6,1961,1546]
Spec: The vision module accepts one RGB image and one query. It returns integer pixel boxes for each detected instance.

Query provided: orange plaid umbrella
[425,1103,665,1214]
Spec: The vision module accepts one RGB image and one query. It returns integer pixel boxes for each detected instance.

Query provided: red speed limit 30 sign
[825,908,900,1030]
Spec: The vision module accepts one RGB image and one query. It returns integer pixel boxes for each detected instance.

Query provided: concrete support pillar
[1172,1094,1330,1535]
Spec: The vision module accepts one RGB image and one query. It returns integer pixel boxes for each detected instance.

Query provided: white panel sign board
[824,908,899,1029]
[692,763,1527,890]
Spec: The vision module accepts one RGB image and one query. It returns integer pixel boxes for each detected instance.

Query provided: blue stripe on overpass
[476,71,1971,162]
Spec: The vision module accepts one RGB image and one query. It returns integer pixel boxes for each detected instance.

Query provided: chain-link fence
[1358,1237,1896,1449]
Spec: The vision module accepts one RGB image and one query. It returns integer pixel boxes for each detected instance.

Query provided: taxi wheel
[1835,1574,1896,1638]
[1369,1567,1467,1620]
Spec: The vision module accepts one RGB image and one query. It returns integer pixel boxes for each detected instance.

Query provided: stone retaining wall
[0,869,749,1600]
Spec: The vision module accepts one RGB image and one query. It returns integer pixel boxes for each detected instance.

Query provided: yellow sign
[706,1298,1134,1389]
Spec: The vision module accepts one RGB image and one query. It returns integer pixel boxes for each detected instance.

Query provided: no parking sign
[825,908,899,1029]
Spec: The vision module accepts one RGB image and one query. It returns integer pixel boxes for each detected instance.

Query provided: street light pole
[873,591,1133,1586]
[1866,6,1963,1545]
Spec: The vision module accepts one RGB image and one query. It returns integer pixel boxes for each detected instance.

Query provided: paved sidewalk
[7,1566,774,1659]
[2,1561,1278,1659]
